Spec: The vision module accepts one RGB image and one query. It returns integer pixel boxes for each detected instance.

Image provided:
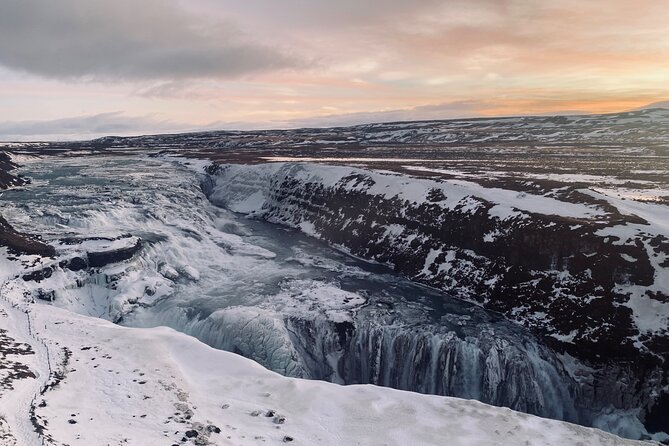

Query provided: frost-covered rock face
[1,152,55,256]
[0,151,26,189]
[207,163,669,362]
[206,161,669,434]
[284,315,579,422]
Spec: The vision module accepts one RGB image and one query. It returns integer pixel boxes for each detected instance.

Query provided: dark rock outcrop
[86,238,142,267]
[0,151,26,189]
[59,257,88,271]
[20,236,142,284]
[0,215,55,257]
[0,151,54,257]
[22,266,54,282]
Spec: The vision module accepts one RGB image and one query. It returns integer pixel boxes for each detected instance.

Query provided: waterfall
[126,303,580,423]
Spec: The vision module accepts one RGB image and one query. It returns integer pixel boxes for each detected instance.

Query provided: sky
[1,0,668,140]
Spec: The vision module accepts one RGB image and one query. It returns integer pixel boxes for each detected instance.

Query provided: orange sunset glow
[0,0,668,139]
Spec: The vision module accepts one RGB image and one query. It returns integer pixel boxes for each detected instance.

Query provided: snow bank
[1,300,652,446]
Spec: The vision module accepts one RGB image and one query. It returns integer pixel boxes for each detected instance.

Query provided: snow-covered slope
[0,295,654,446]
[42,107,669,153]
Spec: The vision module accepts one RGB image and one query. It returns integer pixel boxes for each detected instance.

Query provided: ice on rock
[179,265,201,281]
[159,264,179,280]
[151,305,307,378]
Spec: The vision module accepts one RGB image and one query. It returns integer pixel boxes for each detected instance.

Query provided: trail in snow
[5,303,653,446]
[0,293,50,446]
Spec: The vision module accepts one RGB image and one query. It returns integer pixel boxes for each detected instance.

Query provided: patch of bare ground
[0,328,36,396]
[0,217,55,258]
[0,151,54,257]
[0,415,17,446]
[0,311,35,446]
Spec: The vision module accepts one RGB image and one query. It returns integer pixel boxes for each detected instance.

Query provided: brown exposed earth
[0,152,55,257]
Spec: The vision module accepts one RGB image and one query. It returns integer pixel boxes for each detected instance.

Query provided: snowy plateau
[0,109,668,445]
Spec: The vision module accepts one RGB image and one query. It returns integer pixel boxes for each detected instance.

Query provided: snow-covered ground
[0,294,654,445]
[213,163,606,220]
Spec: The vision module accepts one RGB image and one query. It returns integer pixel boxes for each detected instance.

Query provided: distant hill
[636,100,669,110]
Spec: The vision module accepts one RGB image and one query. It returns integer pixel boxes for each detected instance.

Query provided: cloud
[282,101,492,128]
[217,0,448,29]
[0,112,200,141]
[0,101,498,141]
[0,0,300,81]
